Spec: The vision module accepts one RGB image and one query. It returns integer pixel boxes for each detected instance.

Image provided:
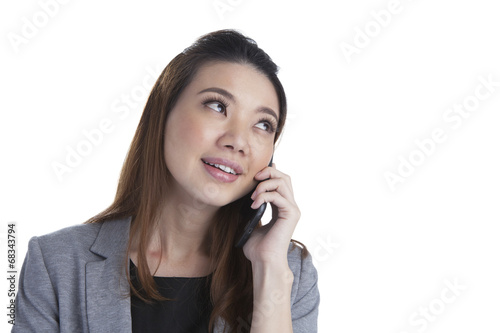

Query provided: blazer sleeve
[12,236,60,332]
[291,251,320,333]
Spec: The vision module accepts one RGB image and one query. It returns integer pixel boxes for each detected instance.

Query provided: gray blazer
[13,217,319,332]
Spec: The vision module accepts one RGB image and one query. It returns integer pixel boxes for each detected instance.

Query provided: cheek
[165,111,216,157]
[250,137,274,160]
[246,132,274,164]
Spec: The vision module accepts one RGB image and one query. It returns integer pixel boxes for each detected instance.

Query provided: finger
[250,193,300,232]
[253,162,275,179]
[254,169,294,199]
[254,165,289,183]
[251,189,299,217]
[251,190,289,210]
[251,178,294,202]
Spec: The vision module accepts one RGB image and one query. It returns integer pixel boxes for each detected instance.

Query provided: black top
[130,260,213,333]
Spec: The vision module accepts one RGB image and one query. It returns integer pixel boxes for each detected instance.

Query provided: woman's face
[164,61,279,208]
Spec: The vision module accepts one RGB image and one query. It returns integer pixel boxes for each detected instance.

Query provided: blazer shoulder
[287,242,311,269]
[287,242,318,289]
[33,217,131,261]
[36,222,103,252]
[287,241,320,331]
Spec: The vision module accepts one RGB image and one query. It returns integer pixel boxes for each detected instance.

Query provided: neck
[150,189,220,260]
[129,186,221,277]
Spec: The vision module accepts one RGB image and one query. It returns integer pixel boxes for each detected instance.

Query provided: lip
[201,157,244,175]
[201,157,243,183]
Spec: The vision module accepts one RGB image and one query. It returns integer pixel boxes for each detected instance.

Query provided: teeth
[205,161,237,175]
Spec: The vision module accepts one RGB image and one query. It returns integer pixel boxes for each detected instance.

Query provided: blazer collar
[86,217,133,333]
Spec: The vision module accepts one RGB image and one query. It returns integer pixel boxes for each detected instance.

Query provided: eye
[206,101,226,114]
[255,119,276,133]
[255,122,270,131]
[202,95,229,115]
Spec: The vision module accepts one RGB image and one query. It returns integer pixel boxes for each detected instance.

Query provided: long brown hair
[86,29,307,332]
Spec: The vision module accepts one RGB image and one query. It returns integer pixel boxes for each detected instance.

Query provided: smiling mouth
[202,160,239,175]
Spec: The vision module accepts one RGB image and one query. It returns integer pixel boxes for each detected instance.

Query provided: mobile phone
[234,157,273,248]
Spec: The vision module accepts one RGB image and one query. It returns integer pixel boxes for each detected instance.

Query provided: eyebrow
[198,87,279,122]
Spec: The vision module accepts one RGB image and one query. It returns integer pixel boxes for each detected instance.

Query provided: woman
[13,29,319,333]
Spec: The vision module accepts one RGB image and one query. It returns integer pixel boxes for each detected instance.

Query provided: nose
[217,125,250,155]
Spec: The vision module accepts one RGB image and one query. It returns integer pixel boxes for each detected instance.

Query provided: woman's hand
[242,163,301,266]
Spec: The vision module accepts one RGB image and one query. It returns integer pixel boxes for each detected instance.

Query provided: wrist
[251,261,294,288]
[250,262,294,332]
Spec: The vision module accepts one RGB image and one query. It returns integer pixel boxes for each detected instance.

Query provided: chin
[195,175,252,201]
[206,192,247,208]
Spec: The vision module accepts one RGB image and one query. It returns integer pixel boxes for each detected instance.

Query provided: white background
[1,0,500,332]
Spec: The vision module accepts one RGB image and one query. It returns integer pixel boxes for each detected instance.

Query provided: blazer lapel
[85,217,132,333]
[84,216,230,332]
